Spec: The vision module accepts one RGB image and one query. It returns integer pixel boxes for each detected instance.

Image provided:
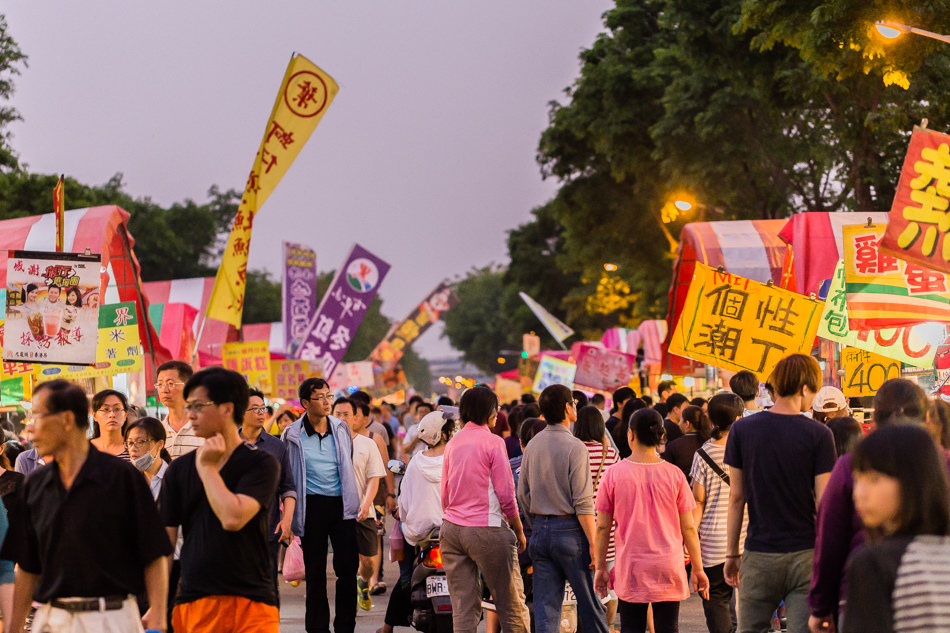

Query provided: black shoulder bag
[696,447,729,486]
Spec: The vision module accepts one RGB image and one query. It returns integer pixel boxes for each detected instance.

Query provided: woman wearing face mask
[91,389,132,461]
[123,417,170,500]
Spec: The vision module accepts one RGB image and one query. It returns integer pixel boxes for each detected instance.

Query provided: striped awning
[0,206,171,371]
[142,277,233,366]
[665,219,789,374]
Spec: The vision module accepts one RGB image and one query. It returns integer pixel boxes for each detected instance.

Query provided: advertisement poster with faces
[4,250,101,365]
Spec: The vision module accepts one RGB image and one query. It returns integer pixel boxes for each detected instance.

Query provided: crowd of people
[0,351,946,633]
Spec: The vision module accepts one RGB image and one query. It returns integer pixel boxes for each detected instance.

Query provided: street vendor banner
[843,224,950,330]
[572,343,635,392]
[669,262,822,381]
[294,243,391,378]
[840,347,902,398]
[270,358,323,400]
[4,250,101,365]
[880,127,950,275]
[818,260,940,369]
[34,302,144,382]
[369,283,459,370]
[206,54,339,327]
[283,242,317,356]
[519,292,574,344]
[223,341,271,394]
[532,355,576,393]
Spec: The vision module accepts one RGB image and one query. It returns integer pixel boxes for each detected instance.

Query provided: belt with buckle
[50,596,126,613]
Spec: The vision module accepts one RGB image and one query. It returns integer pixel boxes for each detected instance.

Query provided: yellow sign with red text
[223,341,271,394]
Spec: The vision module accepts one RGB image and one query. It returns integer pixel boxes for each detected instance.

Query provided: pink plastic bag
[283,536,306,582]
[389,520,405,562]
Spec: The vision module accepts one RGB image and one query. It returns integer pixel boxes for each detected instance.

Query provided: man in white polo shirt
[157,360,204,458]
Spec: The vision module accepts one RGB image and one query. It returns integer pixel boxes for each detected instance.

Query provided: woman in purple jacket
[807,379,930,633]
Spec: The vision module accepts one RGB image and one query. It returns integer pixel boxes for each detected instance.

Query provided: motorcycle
[387,459,454,633]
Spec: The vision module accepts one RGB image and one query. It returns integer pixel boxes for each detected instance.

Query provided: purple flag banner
[293,243,391,377]
[282,242,317,356]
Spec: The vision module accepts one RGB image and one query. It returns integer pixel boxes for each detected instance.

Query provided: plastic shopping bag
[389,520,405,562]
[283,536,306,582]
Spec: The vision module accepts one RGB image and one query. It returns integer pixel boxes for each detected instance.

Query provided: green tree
[0,15,25,172]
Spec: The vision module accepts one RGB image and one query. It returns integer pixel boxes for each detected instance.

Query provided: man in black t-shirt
[3,380,172,633]
[663,393,689,444]
[161,367,280,633]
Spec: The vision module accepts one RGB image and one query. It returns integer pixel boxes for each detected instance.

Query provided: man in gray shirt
[518,384,608,633]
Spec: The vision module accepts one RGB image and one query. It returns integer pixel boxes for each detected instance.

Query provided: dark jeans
[269,537,281,609]
[702,564,736,633]
[528,516,608,633]
[301,494,359,633]
[384,539,417,628]
[618,600,680,633]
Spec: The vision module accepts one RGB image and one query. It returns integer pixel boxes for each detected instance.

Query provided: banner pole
[191,312,209,366]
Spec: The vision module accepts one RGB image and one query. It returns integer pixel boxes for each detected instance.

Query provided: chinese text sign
[283,242,317,356]
[840,347,901,398]
[223,341,271,394]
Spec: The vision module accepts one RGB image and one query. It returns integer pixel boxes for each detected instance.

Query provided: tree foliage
[0,15,25,172]
[443,0,950,367]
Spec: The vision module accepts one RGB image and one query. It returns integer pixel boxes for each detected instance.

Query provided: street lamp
[604,263,618,272]
[875,21,950,45]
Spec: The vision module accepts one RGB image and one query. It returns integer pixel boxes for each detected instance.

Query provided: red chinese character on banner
[295,81,321,110]
[255,356,268,371]
[904,264,948,294]
[853,235,880,274]
[260,148,278,175]
[233,210,246,229]
[27,264,39,276]
[266,121,295,149]
[12,261,22,272]
[240,357,253,371]
[246,169,261,194]
[225,358,238,371]
[232,237,248,257]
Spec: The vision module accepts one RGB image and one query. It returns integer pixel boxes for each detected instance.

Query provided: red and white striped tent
[778,211,889,298]
[0,205,172,373]
[664,219,789,374]
[142,277,233,366]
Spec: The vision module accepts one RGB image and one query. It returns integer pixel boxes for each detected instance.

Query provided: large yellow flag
[206,54,339,327]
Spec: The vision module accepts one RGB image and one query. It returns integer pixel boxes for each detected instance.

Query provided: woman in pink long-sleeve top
[440,386,530,633]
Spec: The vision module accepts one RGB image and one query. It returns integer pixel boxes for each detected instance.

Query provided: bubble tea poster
[4,250,102,365]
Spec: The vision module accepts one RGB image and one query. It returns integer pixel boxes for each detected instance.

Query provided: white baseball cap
[813,386,847,412]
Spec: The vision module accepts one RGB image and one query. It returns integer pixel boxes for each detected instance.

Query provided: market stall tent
[664,219,788,375]
[0,206,172,375]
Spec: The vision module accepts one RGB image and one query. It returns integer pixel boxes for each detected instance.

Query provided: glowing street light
[604,263,618,272]
[674,200,693,212]
[874,20,950,45]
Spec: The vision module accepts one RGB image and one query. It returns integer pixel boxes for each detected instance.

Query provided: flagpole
[190,312,209,366]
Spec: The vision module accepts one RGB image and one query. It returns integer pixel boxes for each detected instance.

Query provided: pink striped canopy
[0,205,171,370]
[142,277,234,366]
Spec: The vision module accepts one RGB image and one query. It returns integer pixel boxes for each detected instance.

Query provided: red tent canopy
[664,219,788,374]
[0,206,171,374]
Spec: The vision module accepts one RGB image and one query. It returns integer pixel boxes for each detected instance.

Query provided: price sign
[841,347,901,397]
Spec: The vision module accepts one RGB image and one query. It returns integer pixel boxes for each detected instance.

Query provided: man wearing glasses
[241,388,297,606]
[156,360,201,459]
[160,367,281,632]
[3,380,172,633]
[283,378,361,633]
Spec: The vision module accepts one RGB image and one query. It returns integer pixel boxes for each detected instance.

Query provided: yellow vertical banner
[669,263,822,381]
[207,54,339,327]
[222,341,272,394]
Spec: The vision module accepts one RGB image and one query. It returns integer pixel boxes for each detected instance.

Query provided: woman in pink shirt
[440,387,529,633]
[594,408,709,633]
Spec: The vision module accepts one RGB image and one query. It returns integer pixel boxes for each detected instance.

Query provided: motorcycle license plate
[426,575,450,598]
[563,583,577,605]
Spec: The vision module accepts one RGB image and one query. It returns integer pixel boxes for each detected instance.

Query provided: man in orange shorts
[161,367,281,632]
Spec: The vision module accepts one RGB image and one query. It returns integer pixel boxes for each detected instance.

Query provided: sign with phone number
[841,347,901,397]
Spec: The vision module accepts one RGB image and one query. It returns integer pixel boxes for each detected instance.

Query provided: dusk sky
[4,1,613,359]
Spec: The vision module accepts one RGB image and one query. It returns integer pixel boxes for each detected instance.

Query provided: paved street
[278,557,710,633]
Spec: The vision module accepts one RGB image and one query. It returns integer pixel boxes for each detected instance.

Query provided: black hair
[681,405,713,441]
[826,417,863,457]
[65,286,83,307]
[657,380,676,397]
[2,440,25,471]
[610,387,635,413]
[729,370,759,402]
[415,402,434,415]
[24,283,38,300]
[248,388,265,401]
[298,378,329,401]
[539,384,573,424]
[184,367,249,425]
[408,395,424,406]
[437,396,455,407]
[519,418,546,447]
[47,283,61,292]
[353,401,371,417]
[574,405,607,444]
[91,389,130,438]
[350,390,371,406]
[124,416,172,463]
[629,408,666,447]
[641,395,654,407]
[690,397,707,408]
[573,390,589,409]
[34,379,90,431]
[459,386,498,426]
[507,405,526,437]
[522,402,541,419]
[852,424,950,538]
[332,397,354,414]
[590,393,606,406]
[157,360,194,381]
[620,398,647,436]
[707,393,744,439]
[873,379,929,427]
[666,393,689,411]
[653,402,669,418]
[520,393,536,405]
[930,399,950,450]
